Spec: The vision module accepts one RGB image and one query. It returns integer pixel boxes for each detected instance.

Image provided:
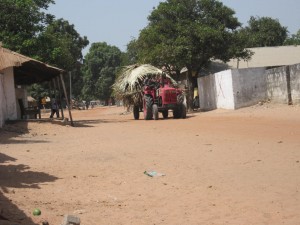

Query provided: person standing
[50,96,59,118]
[193,95,200,110]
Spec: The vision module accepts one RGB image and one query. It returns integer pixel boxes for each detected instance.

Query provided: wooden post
[60,73,74,126]
[49,80,52,96]
[56,76,65,119]
[52,78,57,98]
[48,80,53,118]
[52,78,61,118]
[69,71,72,109]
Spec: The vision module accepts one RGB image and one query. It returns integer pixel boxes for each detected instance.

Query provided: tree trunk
[186,70,194,112]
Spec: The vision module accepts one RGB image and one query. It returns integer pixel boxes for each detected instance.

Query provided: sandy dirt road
[0,104,300,225]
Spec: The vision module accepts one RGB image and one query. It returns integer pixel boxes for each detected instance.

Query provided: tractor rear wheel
[133,105,140,120]
[181,104,187,119]
[162,110,168,119]
[143,95,153,120]
[153,104,158,120]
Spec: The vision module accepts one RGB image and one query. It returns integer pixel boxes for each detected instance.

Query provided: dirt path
[1,104,300,225]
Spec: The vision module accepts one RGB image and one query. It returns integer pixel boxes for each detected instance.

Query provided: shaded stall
[0,46,74,126]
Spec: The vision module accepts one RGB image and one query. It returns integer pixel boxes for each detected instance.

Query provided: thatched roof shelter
[0,46,64,85]
[0,46,74,126]
[113,64,177,107]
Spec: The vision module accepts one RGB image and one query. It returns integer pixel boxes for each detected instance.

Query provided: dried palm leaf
[113,64,177,107]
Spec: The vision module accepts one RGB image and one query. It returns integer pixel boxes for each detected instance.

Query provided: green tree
[284,29,300,46]
[82,42,122,104]
[27,83,49,107]
[34,19,89,70]
[0,0,54,54]
[36,18,89,99]
[133,0,250,109]
[29,19,89,100]
[0,1,89,102]
[241,16,288,48]
[123,39,139,65]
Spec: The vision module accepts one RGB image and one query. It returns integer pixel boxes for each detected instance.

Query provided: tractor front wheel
[173,108,180,119]
[181,104,187,119]
[177,94,184,104]
[143,95,153,120]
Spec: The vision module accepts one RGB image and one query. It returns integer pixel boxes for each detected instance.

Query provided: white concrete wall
[198,63,300,111]
[232,68,267,109]
[290,64,300,104]
[0,67,18,127]
[197,74,217,111]
[198,68,268,111]
[4,68,18,120]
[214,70,235,109]
[266,67,288,104]
[266,64,300,104]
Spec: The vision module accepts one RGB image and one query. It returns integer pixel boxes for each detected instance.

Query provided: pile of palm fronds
[112,64,177,107]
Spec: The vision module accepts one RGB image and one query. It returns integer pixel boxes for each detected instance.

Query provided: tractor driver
[160,72,170,87]
[144,74,151,86]
[144,74,157,88]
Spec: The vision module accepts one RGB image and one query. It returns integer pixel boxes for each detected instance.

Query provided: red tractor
[133,74,186,120]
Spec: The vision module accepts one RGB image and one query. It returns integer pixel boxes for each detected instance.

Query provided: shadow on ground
[0,121,50,145]
[74,119,128,127]
[0,153,58,225]
[127,112,199,121]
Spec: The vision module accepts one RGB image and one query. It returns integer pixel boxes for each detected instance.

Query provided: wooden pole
[56,76,65,119]
[52,78,57,98]
[51,79,61,118]
[52,78,60,118]
[69,71,72,109]
[49,80,52,96]
[48,80,53,118]
[60,73,74,126]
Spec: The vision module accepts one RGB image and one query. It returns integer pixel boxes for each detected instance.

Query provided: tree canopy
[34,19,89,70]
[284,29,300,46]
[132,0,251,109]
[33,19,89,99]
[135,0,250,70]
[81,42,122,103]
[241,16,288,48]
[0,0,90,101]
[0,1,88,71]
[124,39,139,65]
[0,0,55,54]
